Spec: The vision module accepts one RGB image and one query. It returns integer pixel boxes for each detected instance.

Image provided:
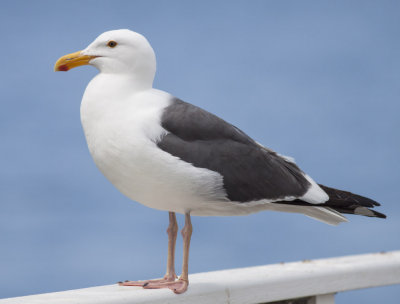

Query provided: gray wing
[157,98,311,203]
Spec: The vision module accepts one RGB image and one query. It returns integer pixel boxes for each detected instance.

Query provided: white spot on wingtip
[354,206,375,216]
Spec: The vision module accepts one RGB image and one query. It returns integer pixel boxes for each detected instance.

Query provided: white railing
[1,251,399,304]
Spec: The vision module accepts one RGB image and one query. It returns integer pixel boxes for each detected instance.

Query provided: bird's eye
[107,41,118,48]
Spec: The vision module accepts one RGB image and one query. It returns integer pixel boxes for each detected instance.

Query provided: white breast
[80,74,227,214]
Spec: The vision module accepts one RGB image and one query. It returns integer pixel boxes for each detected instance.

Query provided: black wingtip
[318,184,382,208]
[371,210,387,219]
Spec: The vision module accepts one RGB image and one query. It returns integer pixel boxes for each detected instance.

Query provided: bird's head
[54,29,156,80]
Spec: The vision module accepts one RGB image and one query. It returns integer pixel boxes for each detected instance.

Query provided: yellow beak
[54,51,98,72]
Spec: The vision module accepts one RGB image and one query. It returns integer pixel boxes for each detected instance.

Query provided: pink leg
[119,212,178,286]
[144,213,192,294]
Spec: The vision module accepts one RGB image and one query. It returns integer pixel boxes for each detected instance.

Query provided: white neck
[86,73,153,101]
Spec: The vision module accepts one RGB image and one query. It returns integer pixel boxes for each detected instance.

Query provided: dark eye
[107,40,117,48]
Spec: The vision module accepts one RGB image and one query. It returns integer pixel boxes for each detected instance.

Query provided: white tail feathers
[302,206,348,225]
[262,203,348,226]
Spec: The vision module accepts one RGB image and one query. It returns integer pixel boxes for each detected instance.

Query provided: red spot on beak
[58,65,69,71]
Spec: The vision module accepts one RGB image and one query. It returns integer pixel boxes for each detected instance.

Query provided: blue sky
[0,0,399,302]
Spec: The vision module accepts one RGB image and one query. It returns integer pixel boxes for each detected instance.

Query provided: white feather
[300,174,329,204]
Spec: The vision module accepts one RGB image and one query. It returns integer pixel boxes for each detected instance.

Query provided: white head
[55,29,156,86]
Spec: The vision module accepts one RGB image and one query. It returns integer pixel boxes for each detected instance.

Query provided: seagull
[54,29,385,294]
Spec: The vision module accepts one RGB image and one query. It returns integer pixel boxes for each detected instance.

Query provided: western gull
[54,29,385,294]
